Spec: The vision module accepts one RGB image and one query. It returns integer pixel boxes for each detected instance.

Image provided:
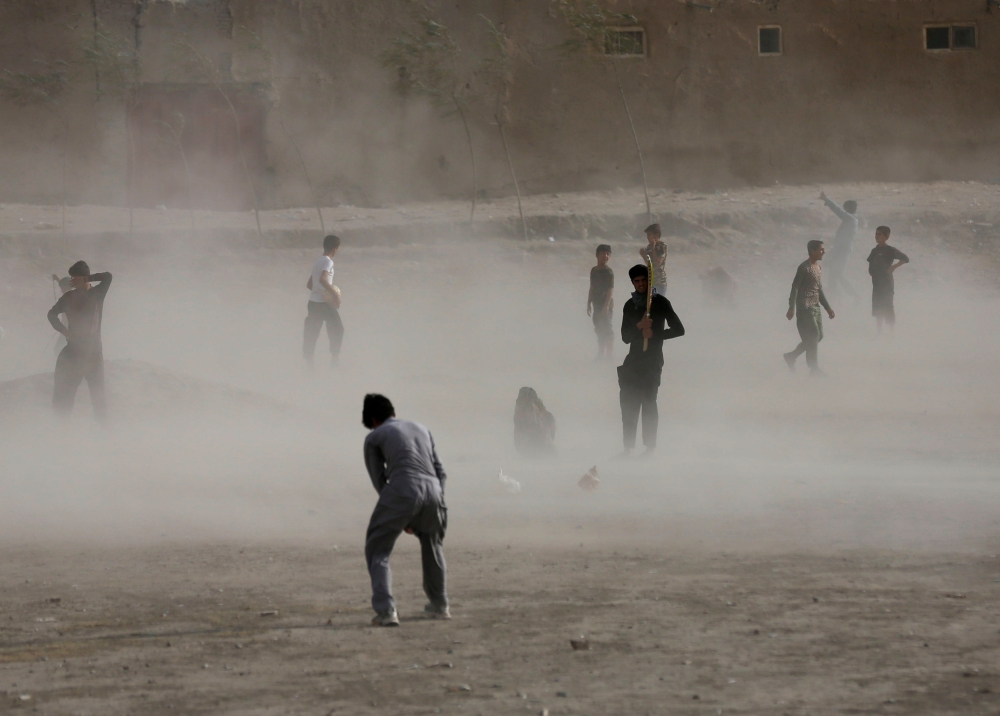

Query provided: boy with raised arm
[46,261,112,420]
[819,191,860,299]
[784,240,835,376]
[867,225,909,334]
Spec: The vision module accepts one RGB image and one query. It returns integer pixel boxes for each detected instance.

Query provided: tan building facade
[0,0,996,209]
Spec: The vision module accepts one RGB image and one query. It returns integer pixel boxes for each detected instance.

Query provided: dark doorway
[129,83,268,211]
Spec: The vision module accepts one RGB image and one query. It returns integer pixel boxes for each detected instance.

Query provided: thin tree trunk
[495,113,526,241]
[155,118,195,237]
[125,99,135,234]
[612,61,651,226]
[57,114,68,237]
[454,97,477,226]
[278,117,325,234]
[179,44,263,244]
[177,140,195,236]
[214,82,263,244]
[90,0,101,97]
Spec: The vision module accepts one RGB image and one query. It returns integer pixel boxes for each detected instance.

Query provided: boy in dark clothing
[587,244,615,360]
[46,261,112,419]
[50,274,73,356]
[784,240,835,375]
[617,264,685,458]
[867,225,909,334]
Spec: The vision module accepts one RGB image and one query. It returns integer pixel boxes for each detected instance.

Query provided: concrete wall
[0,0,997,208]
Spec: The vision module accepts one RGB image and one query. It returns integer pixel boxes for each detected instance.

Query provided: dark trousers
[871,276,896,323]
[620,382,659,450]
[303,301,343,361]
[53,345,106,419]
[789,306,824,370]
[365,488,448,614]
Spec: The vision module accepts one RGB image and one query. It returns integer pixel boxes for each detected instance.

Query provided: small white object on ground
[578,466,600,492]
[498,469,521,494]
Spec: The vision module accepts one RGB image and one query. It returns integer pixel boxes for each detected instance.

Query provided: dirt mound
[0,359,297,425]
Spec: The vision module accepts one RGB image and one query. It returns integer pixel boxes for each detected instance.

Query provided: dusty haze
[3,185,1000,715]
[1,183,998,554]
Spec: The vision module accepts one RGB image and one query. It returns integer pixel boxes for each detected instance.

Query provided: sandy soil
[2,182,1000,714]
[2,544,1000,715]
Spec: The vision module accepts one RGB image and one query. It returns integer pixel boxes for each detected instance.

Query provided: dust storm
[1,182,999,713]
[2,0,1000,713]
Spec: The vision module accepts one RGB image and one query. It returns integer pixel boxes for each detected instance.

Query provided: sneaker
[424,603,452,620]
[783,352,796,373]
[638,447,656,460]
[613,449,634,461]
[371,608,400,627]
[809,368,827,378]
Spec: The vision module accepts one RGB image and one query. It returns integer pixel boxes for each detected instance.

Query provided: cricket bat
[643,254,654,352]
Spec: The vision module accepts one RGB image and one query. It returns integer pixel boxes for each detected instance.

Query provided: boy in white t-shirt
[303,234,344,366]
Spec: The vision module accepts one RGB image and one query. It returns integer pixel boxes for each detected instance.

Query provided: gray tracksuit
[363,418,448,614]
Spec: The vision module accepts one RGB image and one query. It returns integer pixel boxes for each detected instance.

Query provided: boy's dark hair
[843,200,858,214]
[628,264,649,280]
[596,244,611,255]
[323,235,341,252]
[807,240,824,253]
[362,393,395,429]
[875,225,891,237]
[68,260,90,277]
[644,223,661,236]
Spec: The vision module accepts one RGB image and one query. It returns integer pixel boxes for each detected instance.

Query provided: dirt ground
[2,544,1000,716]
[2,182,1000,714]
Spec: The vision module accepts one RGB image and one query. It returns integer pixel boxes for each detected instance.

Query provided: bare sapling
[177,41,264,245]
[81,23,142,235]
[154,112,196,236]
[0,67,71,236]
[557,1,652,225]
[382,5,479,226]
[480,15,527,240]
[279,118,325,234]
[495,110,527,241]
[235,26,327,236]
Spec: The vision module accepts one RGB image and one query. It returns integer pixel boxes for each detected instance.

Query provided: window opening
[952,25,977,49]
[603,27,646,57]
[758,26,782,56]
[925,25,977,51]
[925,26,951,50]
